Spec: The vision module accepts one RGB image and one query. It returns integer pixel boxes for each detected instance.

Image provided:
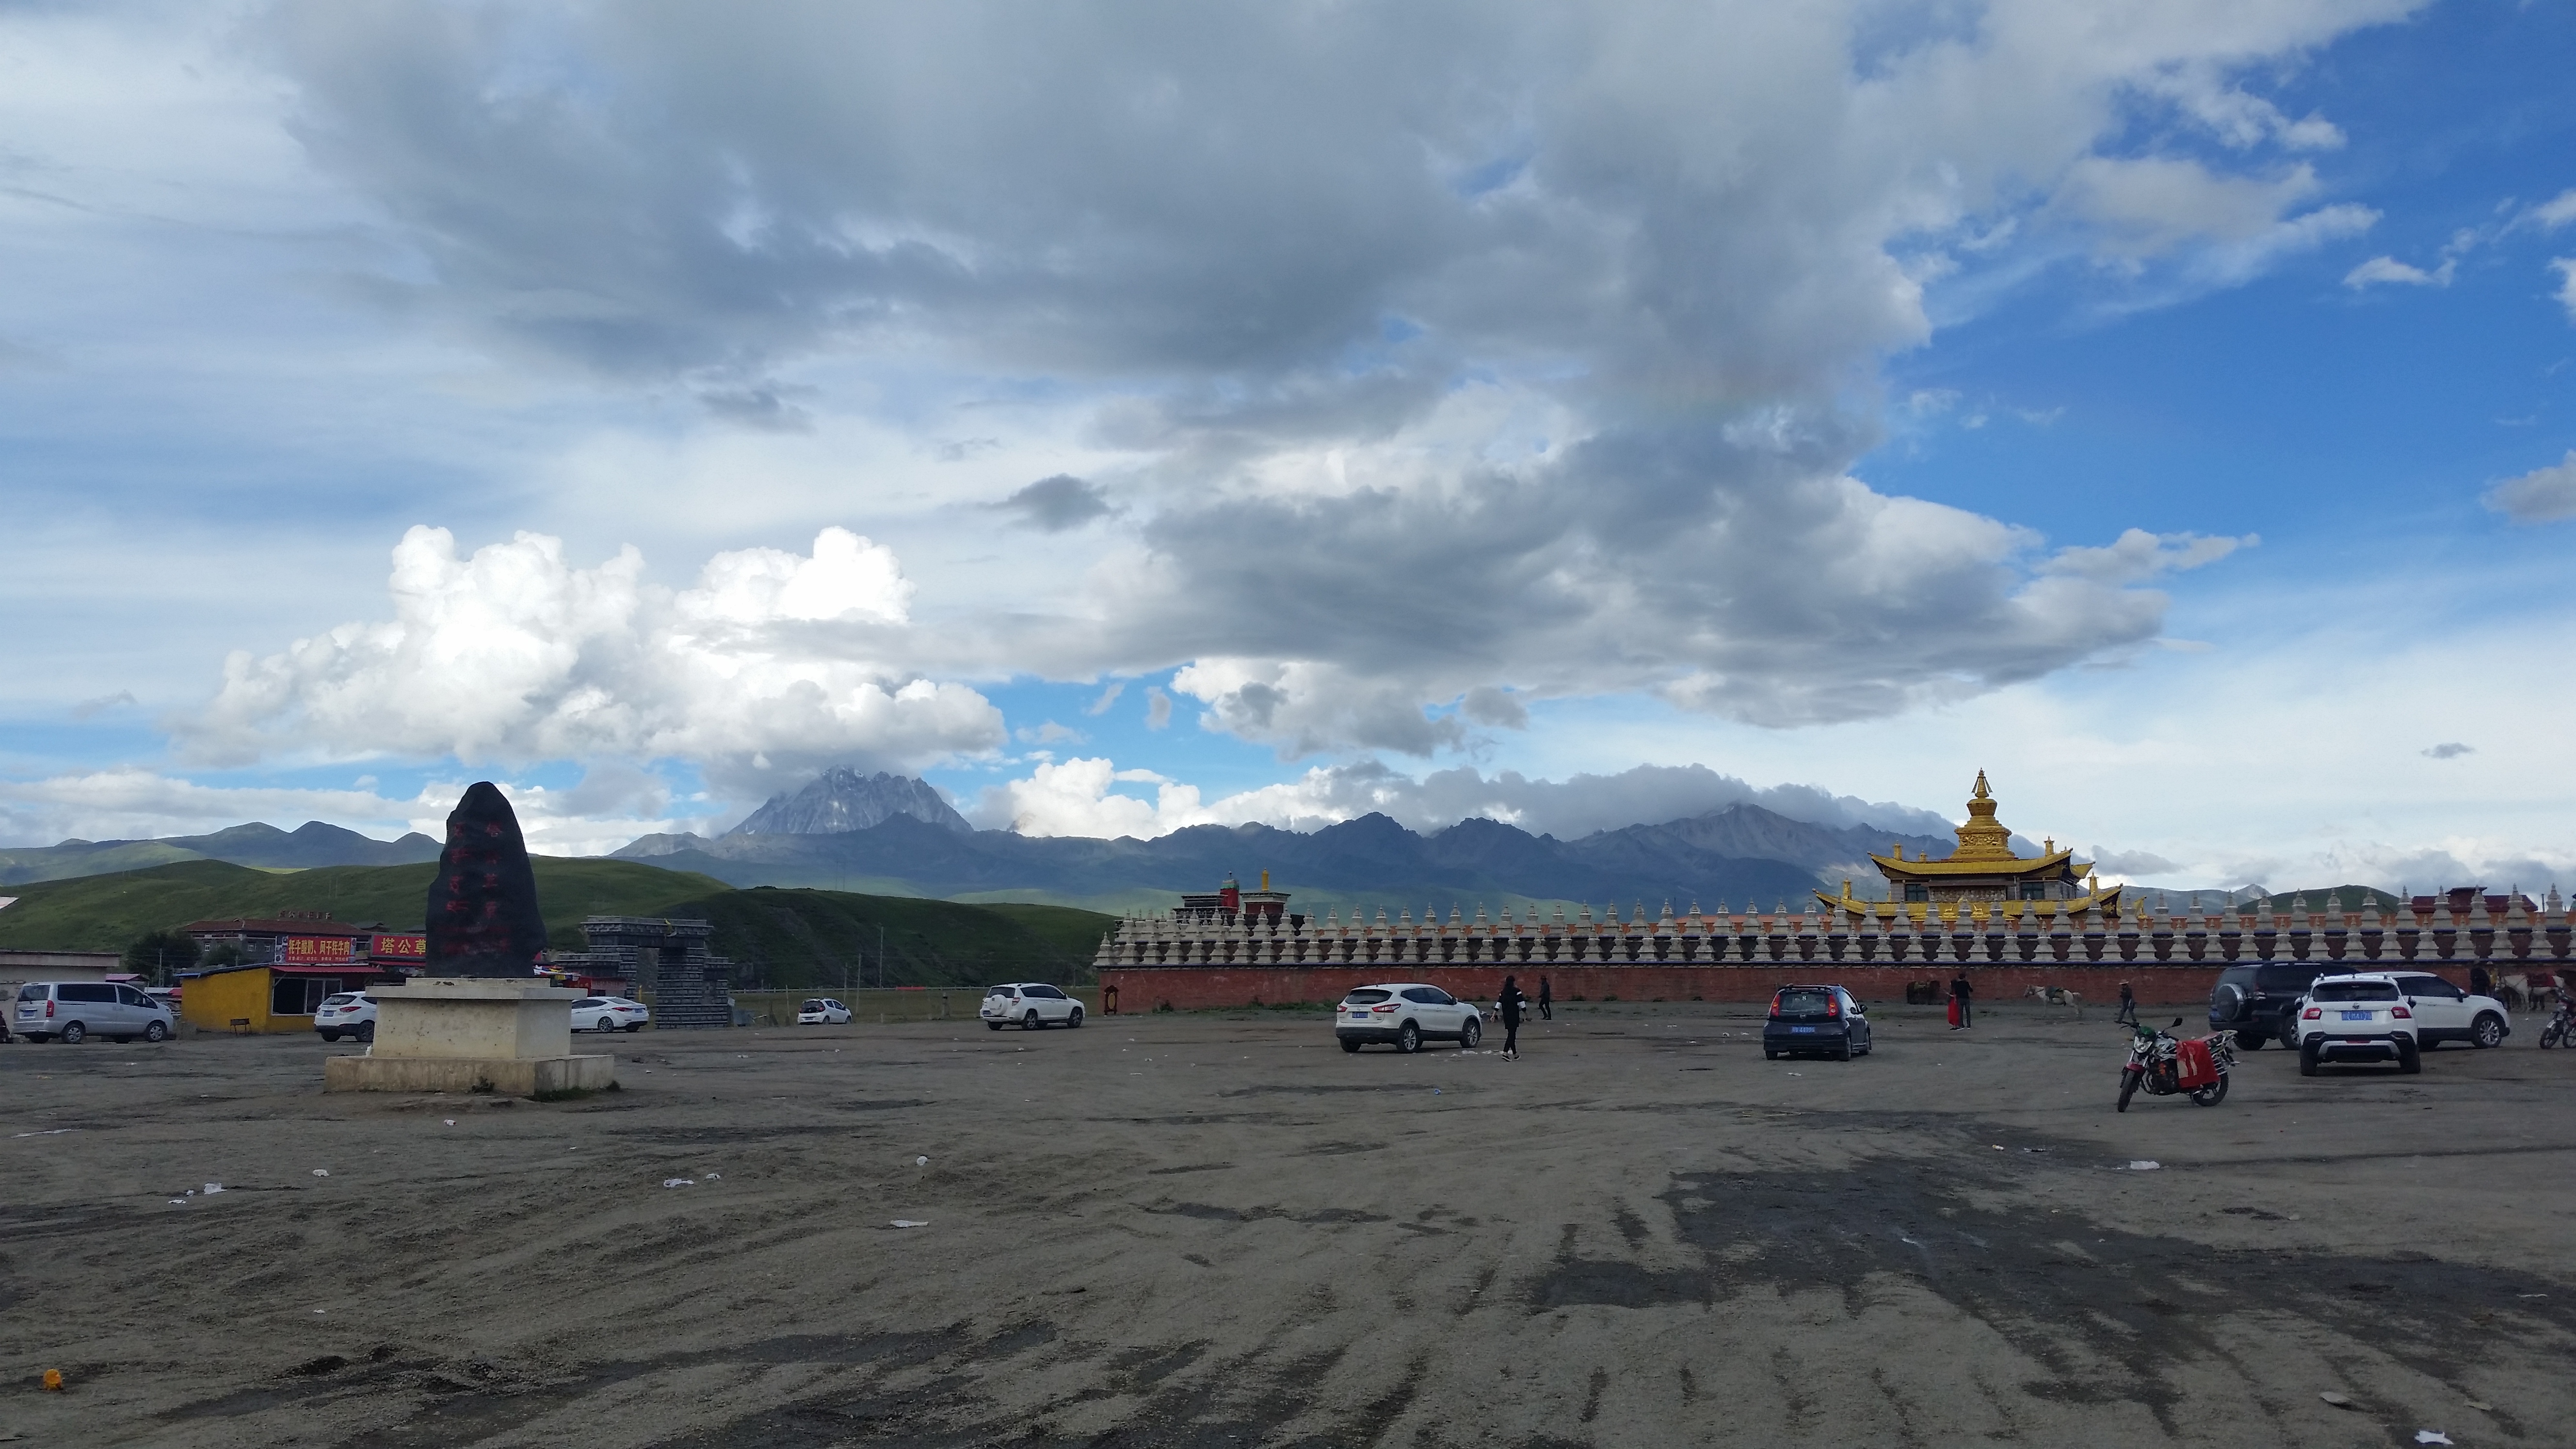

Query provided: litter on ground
[2129,1160,2161,1171]
[890,1219,929,1228]
[662,1177,694,1188]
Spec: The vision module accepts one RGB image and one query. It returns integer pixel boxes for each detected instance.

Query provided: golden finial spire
[1950,771,2015,862]
[1972,769,1992,801]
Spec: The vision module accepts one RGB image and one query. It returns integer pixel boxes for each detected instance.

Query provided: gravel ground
[4,1001,2573,1448]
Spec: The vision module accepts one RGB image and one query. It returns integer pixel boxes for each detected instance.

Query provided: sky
[3,0,2574,896]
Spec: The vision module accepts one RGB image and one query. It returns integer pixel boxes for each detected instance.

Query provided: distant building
[546,917,737,1029]
[1174,871,1302,928]
[177,959,409,1034]
[1821,772,2123,917]
[0,949,123,987]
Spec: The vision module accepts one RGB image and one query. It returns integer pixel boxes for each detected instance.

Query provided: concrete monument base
[324,977,616,1096]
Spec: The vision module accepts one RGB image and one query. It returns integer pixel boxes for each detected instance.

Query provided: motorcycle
[2118,1016,2235,1111]
[2540,998,2572,1050]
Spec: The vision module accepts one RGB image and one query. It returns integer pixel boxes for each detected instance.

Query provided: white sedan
[571,996,650,1033]
[797,998,853,1025]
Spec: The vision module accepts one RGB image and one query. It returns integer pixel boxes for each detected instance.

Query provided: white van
[13,981,177,1044]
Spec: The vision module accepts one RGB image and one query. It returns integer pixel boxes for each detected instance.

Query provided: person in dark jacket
[2115,980,2138,1027]
[1497,975,1527,1060]
[1949,972,1974,1029]
[1537,976,1553,1021]
[2470,965,2492,999]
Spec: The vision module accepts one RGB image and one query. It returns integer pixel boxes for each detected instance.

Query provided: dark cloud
[253,0,2358,754]
[993,474,1115,532]
[2421,742,2474,759]
[699,385,815,432]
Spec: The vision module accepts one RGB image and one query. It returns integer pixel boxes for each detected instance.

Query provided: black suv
[2208,963,2332,1049]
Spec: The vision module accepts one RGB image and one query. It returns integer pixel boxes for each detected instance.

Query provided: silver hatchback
[14,981,177,1044]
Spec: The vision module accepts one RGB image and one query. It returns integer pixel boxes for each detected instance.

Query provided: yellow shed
[178,963,399,1034]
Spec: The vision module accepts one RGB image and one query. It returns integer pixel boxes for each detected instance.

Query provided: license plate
[1791,1026,1817,1033]
[2340,1011,2372,1021]
[2345,1039,2373,1045]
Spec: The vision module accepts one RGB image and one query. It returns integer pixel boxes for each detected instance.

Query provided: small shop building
[177,960,412,1034]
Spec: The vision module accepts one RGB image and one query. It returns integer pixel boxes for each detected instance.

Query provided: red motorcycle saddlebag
[2173,1038,2220,1090]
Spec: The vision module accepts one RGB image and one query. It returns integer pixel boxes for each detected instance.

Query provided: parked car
[981,983,1083,1030]
[1763,983,1872,1061]
[2207,962,2333,1049]
[2379,971,2510,1050]
[315,992,378,1043]
[12,981,176,1044]
[570,996,651,1033]
[2288,974,2420,1075]
[797,998,853,1025]
[1333,982,1481,1053]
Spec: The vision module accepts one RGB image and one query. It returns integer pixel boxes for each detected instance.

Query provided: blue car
[1762,983,1872,1061]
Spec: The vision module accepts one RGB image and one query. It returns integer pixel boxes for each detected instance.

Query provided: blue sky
[3,0,2574,895]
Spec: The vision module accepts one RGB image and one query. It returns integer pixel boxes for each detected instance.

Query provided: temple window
[2020,882,2046,900]
[1903,884,1930,902]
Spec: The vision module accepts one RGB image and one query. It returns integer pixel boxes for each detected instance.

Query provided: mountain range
[615,799,1956,915]
[0,769,1958,915]
[0,821,442,886]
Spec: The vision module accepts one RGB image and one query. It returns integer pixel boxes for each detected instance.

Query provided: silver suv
[13,982,177,1044]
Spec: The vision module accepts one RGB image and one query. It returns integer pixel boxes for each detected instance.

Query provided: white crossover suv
[1335,982,1482,1054]
[315,992,378,1043]
[981,983,1083,1030]
[2290,974,2420,1076]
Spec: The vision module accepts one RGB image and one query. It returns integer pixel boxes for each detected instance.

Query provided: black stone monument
[425,782,549,977]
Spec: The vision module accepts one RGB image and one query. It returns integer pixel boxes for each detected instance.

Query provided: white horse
[2024,984,2084,1020]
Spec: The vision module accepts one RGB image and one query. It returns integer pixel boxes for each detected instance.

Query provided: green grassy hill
[652,887,1114,989]
[0,858,1115,991]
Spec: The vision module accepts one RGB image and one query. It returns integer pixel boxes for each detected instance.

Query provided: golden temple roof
[1868,771,2090,879]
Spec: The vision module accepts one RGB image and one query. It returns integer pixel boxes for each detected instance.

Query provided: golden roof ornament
[1948,769,2016,862]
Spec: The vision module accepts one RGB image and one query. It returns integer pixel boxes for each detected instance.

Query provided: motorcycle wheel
[2116,1070,2140,1113]
[2542,1021,2565,1049]
[2190,1074,2229,1107]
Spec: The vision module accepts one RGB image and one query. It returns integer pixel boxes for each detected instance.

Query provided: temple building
[1823,771,2121,918]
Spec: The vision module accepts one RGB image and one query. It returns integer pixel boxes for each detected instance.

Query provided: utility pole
[877,924,886,990]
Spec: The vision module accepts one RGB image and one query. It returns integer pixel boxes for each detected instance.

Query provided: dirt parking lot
[4,1001,2574,1448]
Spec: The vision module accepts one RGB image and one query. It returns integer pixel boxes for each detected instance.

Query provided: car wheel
[319,1030,340,1043]
[58,1022,85,1045]
[2235,1030,2268,1051]
[2472,1014,2505,1049]
[626,1022,645,1032]
[1396,1022,1421,1054]
[1340,1039,1362,1054]
[2298,1040,2320,1077]
[1068,1007,1083,1028]
[987,1021,1005,1031]
[1025,1011,1042,1031]
[601,1016,623,1033]
[1459,1017,1481,1049]
[144,1020,169,1043]
[1763,1049,1778,1061]
[1837,1038,1853,1062]
[2397,1039,2421,1075]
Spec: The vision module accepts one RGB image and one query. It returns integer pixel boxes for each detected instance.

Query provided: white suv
[2290,974,2421,1076]
[315,992,378,1043]
[1335,982,1482,1054]
[982,983,1082,1030]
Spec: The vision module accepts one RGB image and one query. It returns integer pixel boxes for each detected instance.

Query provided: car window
[61,983,116,1004]
[1774,987,1833,1015]
[574,998,604,1008]
[119,986,154,1006]
[1840,990,1864,1014]
[16,984,44,1002]
[824,1000,844,1010]
[322,994,357,1007]
[1400,987,1438,1003]
[1343,989,1393,1005]
[2400,977,2455,999]
[2257,964,2323,992]
[802,1000,826,1011]
[2312,981,2399,1002]
[985,985,1014,998]
[1036,986,1069,999]
[1421,988,1456,1005]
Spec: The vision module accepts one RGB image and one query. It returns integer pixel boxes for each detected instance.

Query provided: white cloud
[971,757,1213,838]
[1082,681,1125,716]
[1143,687,1173,731]
[2530,189,2576,231]
[2553,258,2576,324]
[182,525,1004,789]
[2343,255,2451,289]
[2483,450,2576,524]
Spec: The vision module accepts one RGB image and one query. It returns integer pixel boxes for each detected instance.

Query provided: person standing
[1497,975,1527,1060]
[2115,980,2138,1028]
[2469,964,2492,999]
[1537,976,1553,1021]
[1950,972,1974,1029]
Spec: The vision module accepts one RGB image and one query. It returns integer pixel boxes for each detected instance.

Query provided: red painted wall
[1097,964,2496,1013]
